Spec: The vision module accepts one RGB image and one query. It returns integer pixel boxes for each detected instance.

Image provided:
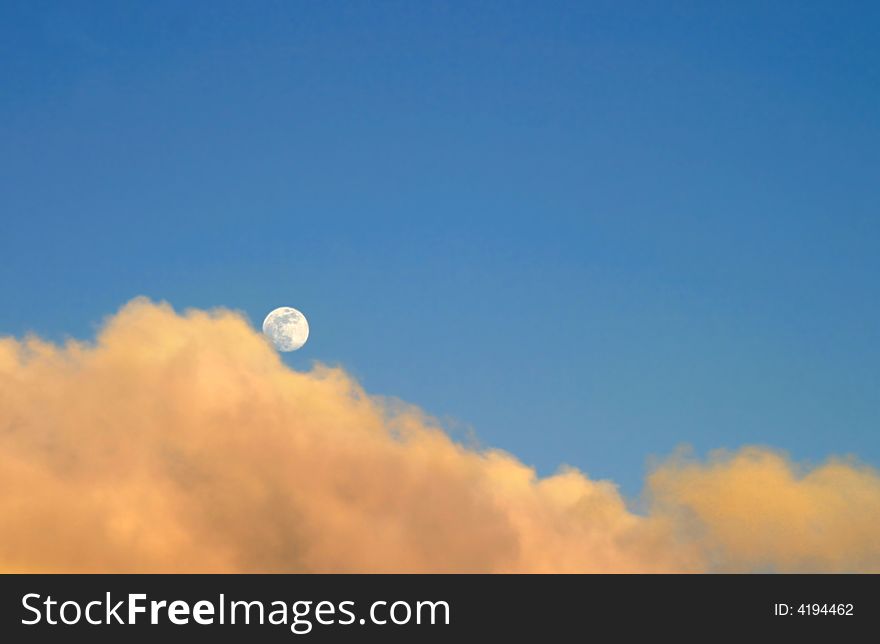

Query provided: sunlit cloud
[0,298,877,572]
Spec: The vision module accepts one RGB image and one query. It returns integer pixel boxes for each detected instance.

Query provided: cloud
[0,298,877,572]
[649,448,880,572]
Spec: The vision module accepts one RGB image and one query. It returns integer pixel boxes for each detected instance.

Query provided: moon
[262,307,309,352]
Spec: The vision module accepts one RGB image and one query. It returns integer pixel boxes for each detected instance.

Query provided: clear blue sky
[2,1,878,495]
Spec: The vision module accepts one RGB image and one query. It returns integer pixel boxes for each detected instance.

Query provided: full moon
[262,307,309,352]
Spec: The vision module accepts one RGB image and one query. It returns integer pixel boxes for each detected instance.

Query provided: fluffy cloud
[0,298,877,572]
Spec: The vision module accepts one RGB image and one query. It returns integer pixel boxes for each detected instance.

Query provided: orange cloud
[649,448,880,572]
[0,298,877,572]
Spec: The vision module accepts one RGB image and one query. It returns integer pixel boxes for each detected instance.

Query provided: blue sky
[1,1,878,495]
